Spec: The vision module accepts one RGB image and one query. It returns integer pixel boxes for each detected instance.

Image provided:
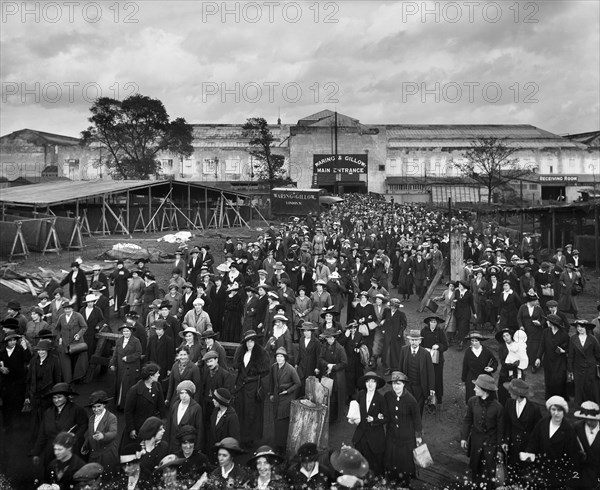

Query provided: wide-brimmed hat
[465,330,486,341]
[247,445,285,467]
[158,300,172,310]
[36,328,56,340]
[330,446,369,477]
[320,327,341,338]
[213,437,246,455]
[179,327,200,339]
[503,379,532,398]
[389,298,403,307]
[572,320,596,331]
[388,371,409,384]
[241,330,258,342]
[273,314,288,322]
[213,388,232,407]
[406,329,423,340]
[526,291,539,301]
[226,283,240,292]
[125,311,140,319]
[358,371,385,389]
[546,314,564,328]
[151,319,167,330]
[46,383,78,397]
[200,329,219,339]
[574,401,600,421]
[275,347,289,358]
[298,321,318,331]
[374,293,388,302]
[472,374,497,391]
[423,316,444,325]
[86,390,112,407]
[84,294,96,303]
[495,328,513,343]
[34,339,54,351]
[267,291,279,300]
[315,279,327,286]
[329,272,341,280]
[155,454,185,472]
[320,306,339,318]
[2,331,21,342]
[546,395,569,413]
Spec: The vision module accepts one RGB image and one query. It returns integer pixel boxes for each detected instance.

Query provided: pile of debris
[0,267,51,296]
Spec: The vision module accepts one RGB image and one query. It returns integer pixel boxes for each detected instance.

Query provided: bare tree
[452,137,533,203]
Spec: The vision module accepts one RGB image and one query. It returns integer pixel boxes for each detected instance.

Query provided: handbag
[596,365,600,380]
[495,460,507,486]
[358,344,370,367]
[367,321,378,330]
[425,299,439,313]
[572,282,583,296]
[541,286,554,297]
[358,324,370,337]
[430,349,440,364]
[413,443,434,468]
[67,341,88,355]
[347,400,361,423]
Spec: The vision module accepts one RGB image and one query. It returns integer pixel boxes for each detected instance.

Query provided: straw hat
[357,371,385,389]
[574,401,600,421]
[247,445,284,466]
[406,329,423,340]
[472,374,497,392]
[503,379,532,398]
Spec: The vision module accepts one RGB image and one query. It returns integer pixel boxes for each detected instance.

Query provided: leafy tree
[452,137,533,203]
[242,117,287,190]
[81,94,194,179]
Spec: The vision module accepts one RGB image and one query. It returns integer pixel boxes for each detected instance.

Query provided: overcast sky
[1,1,599,137]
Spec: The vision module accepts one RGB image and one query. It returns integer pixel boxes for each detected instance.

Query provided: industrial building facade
[2,110,598,204]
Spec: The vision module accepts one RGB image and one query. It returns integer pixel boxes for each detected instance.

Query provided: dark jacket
[82,410,119,469]
[207,405,241,450]
[165,398,204,452]
[269,361,301,419]
[124,379,167,436]
[351,389,388,454]
[502,398,542,466]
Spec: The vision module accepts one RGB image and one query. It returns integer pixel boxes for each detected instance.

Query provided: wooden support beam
[9,221,29,261]
[417,259,448,313]
[42,218,61,255]
[144,188,172,232]
[67,217,84,250]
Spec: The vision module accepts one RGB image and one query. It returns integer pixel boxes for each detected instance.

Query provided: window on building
[549,166,553,173]
[528,184,538,190]
[378,164,385,171]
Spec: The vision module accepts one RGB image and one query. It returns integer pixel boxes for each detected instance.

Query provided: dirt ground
[1,222,599,489]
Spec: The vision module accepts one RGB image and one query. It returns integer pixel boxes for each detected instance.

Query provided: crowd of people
[1,193,599,489]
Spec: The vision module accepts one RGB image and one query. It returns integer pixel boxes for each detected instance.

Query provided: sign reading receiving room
[539,175,578,183]
[313,154,368,174]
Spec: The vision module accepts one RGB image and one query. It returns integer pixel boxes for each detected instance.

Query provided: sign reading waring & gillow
[313,154,368,174]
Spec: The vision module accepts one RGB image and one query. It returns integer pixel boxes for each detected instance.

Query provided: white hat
[193,298,205,306]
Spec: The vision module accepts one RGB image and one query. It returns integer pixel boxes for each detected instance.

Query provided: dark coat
[352,390,388,456]
[198,365,234,418]
[60,269,88,310]
[82,410,119,469]
[420,326,448,399]
[381,308,406,369]
[165,398,204,452]
[110,335,142,409]
[574,420,600,489]
[499,291,522,330]
[516,303,546,357]
[536,327,570,400]
[242,295,260,332]
[110,268,130,310]
[461,396,504,480]
[568,334,600,406]
[48,454,85,490]
[32,401,88,464]
[526,416,579,488]
[124,379,167,436]
[147,333,175,379]
[398,345,435,400]
[296,336,321,381]
[0,343,32,416]
[269,361,301,419]
[384,389,421,478]
[453,289,475,337]
[318,340,348,421]
[461,347,498,403]
[503,398,542,466]
[180,291,197,319]
[207,405,241,451]
[27,353,62,399]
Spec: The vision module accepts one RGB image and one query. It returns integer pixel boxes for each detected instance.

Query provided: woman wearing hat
[206,387,240,454]
[534,314,570,401]
[265,314,294,366]
[123,311,148,357]
[174,425,211,482]
[221,282,244,342]
[164,380,203,453]
[125,269,145,316]
[80,293,105,357]
[81,391,118,471]
[268,347,301,453]
[26,307,50,344]
[501,379,542,485]
[165,345,201,406]
[59,261,89,312]
[26,338,62,440]
[295,322,321,396]
[340,320,366,404]
[498,280,522,334]
[153,453,187,488]
[330,444,371,489]
[285,442,333,489]
[110,323,142,410]
[573,401,600,489]
[317,327,348,423]
[196,438,249,488]
[353,291,375,339]
[461,331,498,404]
[558,261,584,318]
[350,372,387,476]
[496,328,525,407]
[54,300,89,384]
[308,280,332,326]
[178,327,203,364]
[292,286,313,330]
[296,264,314,296]
[568,321,600,407]
[142,273,162,321]
[460,374,504,489]
[383,371,422,487]
[246,445,286,489]
[524,396,578,489]
[0,331,32,432]
[233,330,271,447]
[49,288,67,329]
[420,316,449,405]
[516,291,545,371]
[137,416,169,484]
[397,250,414,302]
[109,260,130,315]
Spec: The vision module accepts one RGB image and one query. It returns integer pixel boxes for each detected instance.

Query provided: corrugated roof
[387,140,583,149]
[0,129,80,146]
[386,125,561,139]
[0,179,249,207]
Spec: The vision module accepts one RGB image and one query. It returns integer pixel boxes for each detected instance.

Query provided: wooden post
[450,231,464,282]
[551,208,556,250]
[204,187,208,226]
[187,182,191,222]
[126,190,130,235]
[418,259,449,313]
[595,204,599,273]
[148,186,152,233]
